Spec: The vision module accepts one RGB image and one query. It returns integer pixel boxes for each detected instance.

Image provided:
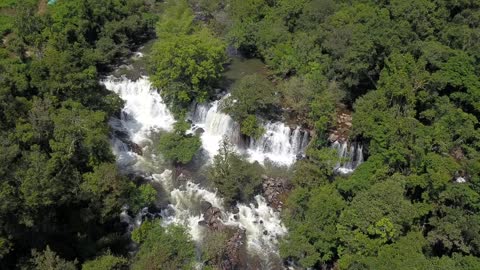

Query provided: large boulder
[199,201,225,231]
[262,175,289,210]
[221,229,247,270]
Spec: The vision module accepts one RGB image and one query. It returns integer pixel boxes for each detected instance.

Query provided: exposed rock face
[113,130,143,155]
[221,229,246,270]
[199,201,225,231]
[329,110,352,143]
[126,141,143,155]
[451,147,465,161]
[194,127,205,136]
[198,202,247,270]
[262,175,289,210]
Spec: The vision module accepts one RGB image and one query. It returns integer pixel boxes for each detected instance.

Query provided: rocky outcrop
[194,127,205,136]
[126,141,143,155]
[113,130,143,155]
[198,201,247,270]
[451,147,465,161]
[328,110,352,143]
[221,229,246,270]
[262,175,289,210]
[199,201,225,231]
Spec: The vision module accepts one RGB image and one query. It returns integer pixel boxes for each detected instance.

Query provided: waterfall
[332,141,364,174]
[247,122,309,166]
[102,76,175,168]
[102,76,175,141]
[157,171,287,255]
[103,76,287,268]
[189,101,241,158]
[189,102,309,166]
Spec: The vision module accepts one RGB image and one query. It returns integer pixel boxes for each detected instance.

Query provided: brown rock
[201,206,225,231]
[451,147,465,161]
[221,229,246,270]
[129,142,143,155]
[262,176,289,210]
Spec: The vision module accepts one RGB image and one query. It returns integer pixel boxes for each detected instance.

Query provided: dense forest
[1,0,479,269]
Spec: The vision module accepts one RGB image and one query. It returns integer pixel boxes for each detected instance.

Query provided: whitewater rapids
[102,76,290,268]
[189,101,310,166]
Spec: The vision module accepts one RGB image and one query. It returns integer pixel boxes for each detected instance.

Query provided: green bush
[131,221,196,270]
[208,139,263,206]
[157,131,201,164]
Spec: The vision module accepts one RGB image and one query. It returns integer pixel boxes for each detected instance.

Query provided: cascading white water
[103,76,175,168]
[156,170,287,256]
[189,102,309,166]
[189,101,241,158]
[332,141,364,174]
[247,122,309,166]
[103,76,287,267]
[103,76,175,139]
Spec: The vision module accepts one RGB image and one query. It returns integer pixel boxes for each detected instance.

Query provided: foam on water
[247,122,309,166]
[332,141,364,174]
[102,76,175,142]
[104,76,288,267]
[189,101,241,158]
[189,101,309,166]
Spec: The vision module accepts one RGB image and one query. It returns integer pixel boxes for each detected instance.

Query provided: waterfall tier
[189,101,241,158]
[102,76,175,168]
[189,101,309,166]
[104,76,287,267]
[247,122,309,166]
[332,141,364,174]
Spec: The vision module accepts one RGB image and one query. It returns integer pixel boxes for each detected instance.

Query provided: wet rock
[296,153,306,160]
[114,129,130,140]
[221,229,246,270]
[201,206,225,231]
[176,173,188,183]
[114,133,143,155]
[262,176,289,210]
[194,127,205,136]
[128,142,143,155]
[200,200,213,213]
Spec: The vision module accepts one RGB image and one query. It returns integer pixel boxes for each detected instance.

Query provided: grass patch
[0,0,17,9]
[0,14,13,36]
[0,0,39,37]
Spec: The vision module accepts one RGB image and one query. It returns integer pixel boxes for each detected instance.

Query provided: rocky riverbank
[262,175,289,210]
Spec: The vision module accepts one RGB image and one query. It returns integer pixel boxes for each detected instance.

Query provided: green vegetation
[157,122,201,164]
[0,0,164,268]
[131,220,196,270]
[223,0,480,268]
[150,0,227,116]
[82,253,127,270]
[208,138,263,206]
[0,0,37,36]
[222,74,277,138]
[2,0,480,269]
[201,230,230,267]
[25,246,77,270]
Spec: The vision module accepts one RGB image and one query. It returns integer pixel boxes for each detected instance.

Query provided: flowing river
[102,75,307,269]
[102,54,363,269]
